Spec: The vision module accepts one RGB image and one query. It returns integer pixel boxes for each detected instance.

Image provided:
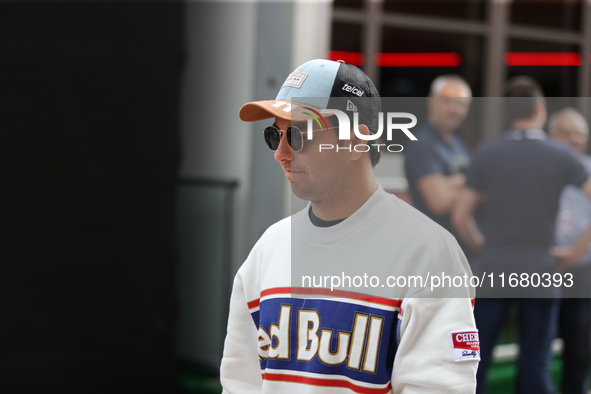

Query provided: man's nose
[274,132,292,163]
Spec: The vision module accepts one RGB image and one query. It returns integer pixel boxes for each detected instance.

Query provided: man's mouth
[283,167,304,181]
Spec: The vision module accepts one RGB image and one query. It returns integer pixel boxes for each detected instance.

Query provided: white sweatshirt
[221,185,479,393]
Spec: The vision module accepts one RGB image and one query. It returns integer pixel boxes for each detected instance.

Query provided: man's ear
[425,95,434,112]
[533,101,548,126]
[351,124,370,161]
[354,124,370,138]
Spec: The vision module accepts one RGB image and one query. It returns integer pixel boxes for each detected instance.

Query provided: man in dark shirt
[404,75,472,235]
[452,77,591,394]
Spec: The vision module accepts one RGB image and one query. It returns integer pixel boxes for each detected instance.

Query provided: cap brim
[239,100,324,122]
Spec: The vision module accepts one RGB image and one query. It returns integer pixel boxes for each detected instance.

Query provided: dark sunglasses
[263,124,338,152]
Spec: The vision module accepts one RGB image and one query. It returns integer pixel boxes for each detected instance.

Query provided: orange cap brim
[239,100,325,122]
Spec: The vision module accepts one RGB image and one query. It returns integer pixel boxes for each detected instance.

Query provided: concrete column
[483,0,511,140]
[363,0,383,88]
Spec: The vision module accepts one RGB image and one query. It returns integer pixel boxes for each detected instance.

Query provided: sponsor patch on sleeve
[450,330,480,362]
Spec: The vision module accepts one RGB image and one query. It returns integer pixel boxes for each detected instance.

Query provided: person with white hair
[549,107,591,394]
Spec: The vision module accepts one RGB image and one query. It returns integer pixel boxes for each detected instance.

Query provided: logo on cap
[346,100,358,112]
[342,83,365,97]
[303,107,329,131]
[282,72,308,89]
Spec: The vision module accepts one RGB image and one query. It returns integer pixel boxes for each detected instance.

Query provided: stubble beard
[290,166,351,208]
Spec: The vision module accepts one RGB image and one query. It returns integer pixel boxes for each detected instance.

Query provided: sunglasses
[263,124,339,152]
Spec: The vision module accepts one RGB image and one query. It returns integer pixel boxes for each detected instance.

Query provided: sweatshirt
[221,185,479,393]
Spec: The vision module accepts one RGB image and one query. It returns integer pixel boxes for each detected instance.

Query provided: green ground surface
[488,356,564,394]
[179,368,222,394]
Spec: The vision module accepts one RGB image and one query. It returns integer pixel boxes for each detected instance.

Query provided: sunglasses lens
[264,126,281,150]
[288,126,303,152]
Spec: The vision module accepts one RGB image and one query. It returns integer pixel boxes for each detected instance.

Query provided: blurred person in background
[548,107,591,394]
[404,75,475,259]
[452,77,591,394]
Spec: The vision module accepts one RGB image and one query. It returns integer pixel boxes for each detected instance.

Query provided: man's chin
[446,120,464,130]
[290,184,313,201]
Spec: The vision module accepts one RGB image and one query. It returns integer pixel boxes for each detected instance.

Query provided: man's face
[551,117,588,155]
[427,82,471,135]
[272,117,352,203]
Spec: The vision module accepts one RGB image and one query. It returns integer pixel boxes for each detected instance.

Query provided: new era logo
[346,100,358,112]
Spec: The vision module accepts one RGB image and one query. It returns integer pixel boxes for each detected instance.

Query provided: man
[404,75,472,237]
[452,77,591,394]
[549,108,591,394]
[220,59,479,393]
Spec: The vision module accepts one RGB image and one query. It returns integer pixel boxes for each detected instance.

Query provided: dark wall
[0,2,184,392]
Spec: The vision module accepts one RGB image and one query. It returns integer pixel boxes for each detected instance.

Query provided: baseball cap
[239,59,382,134]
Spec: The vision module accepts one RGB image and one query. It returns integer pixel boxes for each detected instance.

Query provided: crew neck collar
[294,184,389,244]
[308,207,347,227]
